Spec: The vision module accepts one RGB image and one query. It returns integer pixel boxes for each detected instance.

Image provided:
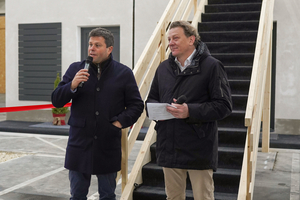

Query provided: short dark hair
[89,27,114,47]
[169,21,200,47]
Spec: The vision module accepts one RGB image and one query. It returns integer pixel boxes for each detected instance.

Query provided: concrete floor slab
[0,192,68,200]
[0,130,300,200]
[0,133,67,155]
[0,155,64,190]
[253,150,300,200]
[0,132,142,200]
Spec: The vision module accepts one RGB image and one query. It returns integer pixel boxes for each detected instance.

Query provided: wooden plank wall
[0,16,5,93]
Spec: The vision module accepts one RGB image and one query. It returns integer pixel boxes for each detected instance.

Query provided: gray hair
[169,21,200,47]
[89,27,114,47]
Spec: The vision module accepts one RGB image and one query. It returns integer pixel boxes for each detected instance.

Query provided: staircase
[132,0,262,199]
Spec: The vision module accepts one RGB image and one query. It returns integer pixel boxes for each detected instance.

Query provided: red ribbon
[0,103,72,113]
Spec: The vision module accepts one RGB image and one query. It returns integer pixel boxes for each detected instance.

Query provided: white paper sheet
[147,103,175,120]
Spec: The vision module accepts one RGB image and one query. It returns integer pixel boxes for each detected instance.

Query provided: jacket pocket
[102,122,121,150]
[68,116,86,128]
[109,122,121,132]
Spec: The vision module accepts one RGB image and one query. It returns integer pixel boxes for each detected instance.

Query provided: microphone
[175,95,187,104]
[78,56,93,88]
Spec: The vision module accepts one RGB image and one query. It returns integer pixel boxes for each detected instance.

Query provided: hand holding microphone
[71,56,93,90]
[166,95,189,119]
[78,56,93,88]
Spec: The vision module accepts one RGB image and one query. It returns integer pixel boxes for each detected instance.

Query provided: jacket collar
[175,49,197,71]
[169,41,210,75]
[90,54,113,73]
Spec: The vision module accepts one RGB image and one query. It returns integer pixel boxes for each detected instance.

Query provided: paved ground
[0,132,142,200]
[1,132,300,200]
[254,149,300,200]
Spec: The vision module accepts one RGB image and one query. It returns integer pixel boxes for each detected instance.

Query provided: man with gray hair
[52,27,144,200]
[146,21,232,199]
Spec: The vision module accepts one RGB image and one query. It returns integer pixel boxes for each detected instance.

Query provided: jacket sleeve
[51,63,78,108]
[114,69,144,128]
[187,61,232,122]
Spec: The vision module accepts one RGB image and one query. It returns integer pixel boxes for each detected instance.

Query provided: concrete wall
[0,0,4,14]
[5,0,166,122]
[273,0,300,134]
[134,0,169,64]
[5,0,130,121]
[0,0,5,94]
[0,16,4,94]
[4,0,300,134]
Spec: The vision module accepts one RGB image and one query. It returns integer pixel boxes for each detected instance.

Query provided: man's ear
[189,35,196,46]
[107,46,113,54]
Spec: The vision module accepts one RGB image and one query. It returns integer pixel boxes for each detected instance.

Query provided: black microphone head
[176,95,187,104]
[86,56,93,63]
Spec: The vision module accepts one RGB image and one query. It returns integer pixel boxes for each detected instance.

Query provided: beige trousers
[163,167,214,200]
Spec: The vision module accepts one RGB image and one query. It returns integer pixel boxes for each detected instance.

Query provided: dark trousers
[69,170,117,200]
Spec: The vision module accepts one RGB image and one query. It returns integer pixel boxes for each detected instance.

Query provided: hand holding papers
[147,103,176,120]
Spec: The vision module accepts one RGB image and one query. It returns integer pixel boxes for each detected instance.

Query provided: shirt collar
[175,49,196,72]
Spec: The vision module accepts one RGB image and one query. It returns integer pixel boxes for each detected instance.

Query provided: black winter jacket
[146,42,232,171]
[52,55,144,174]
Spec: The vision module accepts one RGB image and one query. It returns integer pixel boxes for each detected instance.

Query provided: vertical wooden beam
[246,126,252,200]
[262,31,272,153]
[237,133,248,200]
[121,128,129,191]
[120,122,157,200]
[181,0,195,21]
[193,0,197,15]
[160,22,167,62]
[191,0,208,27]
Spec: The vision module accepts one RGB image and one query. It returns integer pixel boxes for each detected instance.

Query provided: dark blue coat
[51,56,144,174]
[146,42,232,171]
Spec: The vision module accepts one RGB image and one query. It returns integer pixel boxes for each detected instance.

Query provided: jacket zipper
[97,64,101,80]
